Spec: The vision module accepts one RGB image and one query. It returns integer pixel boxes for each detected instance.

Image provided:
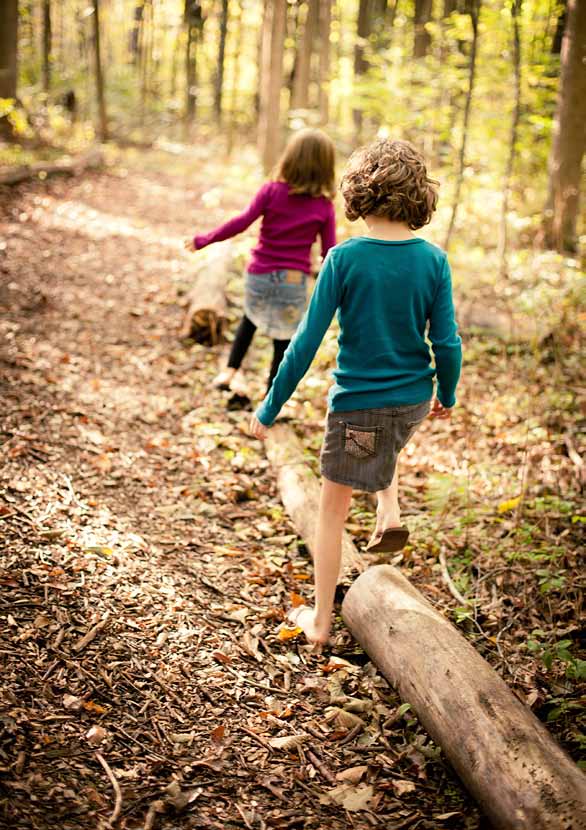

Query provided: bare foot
[288,606,331,645]
[213,368,235,389]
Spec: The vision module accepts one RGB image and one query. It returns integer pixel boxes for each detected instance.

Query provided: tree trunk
[414,0,433,57]
[551,0,567,54]
[91,0,108,141]
[444,0,481,251]
[179,244,234,344]
[318,0,332,124]
[352,0,387,137]
[342,565,586,830]
[291,0,319,111]
[258,0,287,173]
[543,0,586,254]
[498,0,522,278]
[264,424,364,582]
[0,0,18,141]
[185,0,204,124]
[42,0,52,93]
[214,0,229,121]
[130,2,144,63]
[226,0,244,154]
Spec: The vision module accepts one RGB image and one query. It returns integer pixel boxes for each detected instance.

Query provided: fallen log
[342,565,586,830]
[264,423,364,582]
[180,242,235,345]
[0,147,104,186]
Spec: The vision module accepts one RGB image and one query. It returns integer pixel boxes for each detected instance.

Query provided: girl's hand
[429,398,453,420]
[249,415,268,440]
[184,238,196,252]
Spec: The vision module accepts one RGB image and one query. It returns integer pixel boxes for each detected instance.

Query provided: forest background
[0,0,585,827]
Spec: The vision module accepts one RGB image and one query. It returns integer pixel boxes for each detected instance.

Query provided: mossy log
[342,564,586,830]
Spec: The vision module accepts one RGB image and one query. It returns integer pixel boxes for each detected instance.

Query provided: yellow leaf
[83,701,106,714]
[498,496,521,514]
[278,626,302,640]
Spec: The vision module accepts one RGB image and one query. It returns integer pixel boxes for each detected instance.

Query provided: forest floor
[0,144,584,830]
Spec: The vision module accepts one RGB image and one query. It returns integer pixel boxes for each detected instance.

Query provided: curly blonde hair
[340,138,439,229]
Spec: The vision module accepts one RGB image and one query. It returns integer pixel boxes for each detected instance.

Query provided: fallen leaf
[392,779,417,796]
[62,694,83,711]
[336,765,368,784]
[86,725,108,745]
[268,733,308,751]
[277,626,302,641]
[211,724,225,743]
[319,783,374,812]
[83,701,106,714]
[498,496,521,513]
[212,651,232,665]
[290,592,305,607]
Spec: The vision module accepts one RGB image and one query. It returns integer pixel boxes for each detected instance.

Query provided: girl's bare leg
[293,478,353,644]
[369,465,401,545]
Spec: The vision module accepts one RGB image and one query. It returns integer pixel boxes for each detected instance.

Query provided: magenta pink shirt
[194,181,336,274]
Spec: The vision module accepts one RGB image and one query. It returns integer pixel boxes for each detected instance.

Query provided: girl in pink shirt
[186,129,336,399]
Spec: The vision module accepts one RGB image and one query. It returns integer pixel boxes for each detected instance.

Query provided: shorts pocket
[343,423,379,460]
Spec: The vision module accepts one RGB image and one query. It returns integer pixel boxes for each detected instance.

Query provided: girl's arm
[193,183,271,249]
[429,257,462,408]
[320,202,336,259]
[255,252,342,427]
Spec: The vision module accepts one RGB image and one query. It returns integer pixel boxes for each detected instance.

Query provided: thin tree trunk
[226,0,244,154]
[42,0,52,93]
[0,0,18,140]
[91,0,108,141]
[214,0,229,121]
[318,0,332,124]
[184,0,204,124]
[414,0,433,57]
[352,0,371,138]
[551,0,567,54]
[543,0,586,253]
[291,0,318,111]
[498,0,522,278]
[444,0,481,251]
[130,2,144,64]
[258,0,287,173]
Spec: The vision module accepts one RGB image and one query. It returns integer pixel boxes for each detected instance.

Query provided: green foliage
[527,630,585,679]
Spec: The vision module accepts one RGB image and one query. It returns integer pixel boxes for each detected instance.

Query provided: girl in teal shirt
[250,138,462,644]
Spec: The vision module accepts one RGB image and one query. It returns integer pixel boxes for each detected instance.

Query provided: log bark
[180,243,234,344]
[342,565,586,830]
[0,148,104,186]
[265,423,364,582]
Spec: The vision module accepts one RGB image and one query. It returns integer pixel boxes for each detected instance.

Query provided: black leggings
[227,315,289,393]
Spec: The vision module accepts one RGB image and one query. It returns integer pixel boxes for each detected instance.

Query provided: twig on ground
[438,548,469,606]
[95,750,122,824]
[73,610,111,652]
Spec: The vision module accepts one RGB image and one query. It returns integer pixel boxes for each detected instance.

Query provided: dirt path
[1,150,582,830]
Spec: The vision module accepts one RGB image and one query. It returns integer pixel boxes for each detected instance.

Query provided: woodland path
[0,147,581,830]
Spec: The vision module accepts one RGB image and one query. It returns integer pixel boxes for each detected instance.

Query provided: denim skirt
[320,400,431,492]
[244,270,308,340]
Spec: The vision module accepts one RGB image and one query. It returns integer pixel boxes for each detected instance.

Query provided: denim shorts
[320,400,431,492]
[244,270,308,340]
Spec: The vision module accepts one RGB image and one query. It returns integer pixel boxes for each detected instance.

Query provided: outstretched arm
[429,257,462,409]
[253,252,342,429]
[192,183,271,250]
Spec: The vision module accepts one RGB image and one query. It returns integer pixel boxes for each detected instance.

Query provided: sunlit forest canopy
[4,0,584,256]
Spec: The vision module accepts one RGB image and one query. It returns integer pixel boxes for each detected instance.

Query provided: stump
[342,565,586,830]
[264,423,364,582]
[180,243,235,345]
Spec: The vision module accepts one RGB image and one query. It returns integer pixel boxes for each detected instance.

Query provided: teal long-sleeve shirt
[255,236,462,427]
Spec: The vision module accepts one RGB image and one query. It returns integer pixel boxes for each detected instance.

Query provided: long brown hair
[274,128,336,200]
